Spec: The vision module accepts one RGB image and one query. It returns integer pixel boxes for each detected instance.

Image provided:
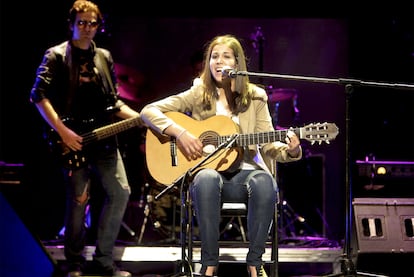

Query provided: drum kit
[266,86,300,129]
[114,63,148,110]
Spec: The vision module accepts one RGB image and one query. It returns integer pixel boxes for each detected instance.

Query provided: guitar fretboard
[234,129,291,146]
[82,116,141,145]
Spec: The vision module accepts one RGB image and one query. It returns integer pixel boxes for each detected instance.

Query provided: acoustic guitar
[146,111,339,185]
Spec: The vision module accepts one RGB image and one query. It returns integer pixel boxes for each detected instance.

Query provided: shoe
[94,268,131,277]
[197,265,218,277]
[66,262,84,277]
[67,270,82,277]
[84,262,131,277]
[247,265,268,277]
[115,269,131,277]
[109,269,131,277]
[258,265,268,277]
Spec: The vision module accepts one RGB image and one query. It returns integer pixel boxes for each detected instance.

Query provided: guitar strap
[62,41,77,117]
[95,49,118,108]
[94,49,121,147]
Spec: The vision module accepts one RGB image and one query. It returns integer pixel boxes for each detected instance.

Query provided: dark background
[1,0,413,247]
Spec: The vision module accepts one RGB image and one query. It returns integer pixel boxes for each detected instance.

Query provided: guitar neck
[82,116,141,145]
[231,123,337,146]
[229,128,296,147]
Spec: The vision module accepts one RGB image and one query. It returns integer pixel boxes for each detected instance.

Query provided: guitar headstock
[301,122,339,145]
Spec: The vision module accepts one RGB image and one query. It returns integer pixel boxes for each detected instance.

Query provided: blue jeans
[63,147,131,268]
[191,168,278,268]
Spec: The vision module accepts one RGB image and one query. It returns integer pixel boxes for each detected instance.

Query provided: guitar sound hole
[200,131,220,156]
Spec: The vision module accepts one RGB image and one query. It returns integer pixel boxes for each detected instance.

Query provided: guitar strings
[81,132,98,145]
[198,130,289,147]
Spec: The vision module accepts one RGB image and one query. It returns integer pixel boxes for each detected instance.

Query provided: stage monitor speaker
[353,197,414,253]
[0,192,56,277]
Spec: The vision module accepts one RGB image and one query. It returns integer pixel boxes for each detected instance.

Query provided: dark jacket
[30,40,124,117]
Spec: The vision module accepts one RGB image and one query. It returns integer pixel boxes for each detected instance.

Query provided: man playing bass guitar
[29,1,141,276]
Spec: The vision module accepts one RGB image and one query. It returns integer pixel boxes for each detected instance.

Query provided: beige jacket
[141,80,302,175]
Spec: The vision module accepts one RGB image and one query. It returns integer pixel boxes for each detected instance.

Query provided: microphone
[221,67,237,78]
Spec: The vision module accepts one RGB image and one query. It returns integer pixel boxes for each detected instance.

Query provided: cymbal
[267,87,297,102]
[114,63,145,103]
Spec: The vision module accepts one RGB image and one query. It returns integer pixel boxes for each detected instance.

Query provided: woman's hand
[176,130,203,161]
[285,130,301,158]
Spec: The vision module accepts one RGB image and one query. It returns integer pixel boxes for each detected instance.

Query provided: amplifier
[353,197,414,253]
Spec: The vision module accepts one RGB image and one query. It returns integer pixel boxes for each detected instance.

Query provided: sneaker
[257,265,268,277]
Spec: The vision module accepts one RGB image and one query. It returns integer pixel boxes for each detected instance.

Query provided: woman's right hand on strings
[176,130,203,161]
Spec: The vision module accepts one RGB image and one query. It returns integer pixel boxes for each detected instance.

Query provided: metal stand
[323,85,386,277]
[169,171,193,277]
[226,68,414,276]
[57,204,136,239]
[137,190,152,244]
[135,182,179,245]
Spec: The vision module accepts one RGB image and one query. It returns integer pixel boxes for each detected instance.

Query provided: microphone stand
[165,134,240,277]
[230,69,414,277]
[231,70,414,91]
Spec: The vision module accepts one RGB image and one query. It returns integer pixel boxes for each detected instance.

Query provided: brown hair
[68,0,103,25]
[200,34,252,114]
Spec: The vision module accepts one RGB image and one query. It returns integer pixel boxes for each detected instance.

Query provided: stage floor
[44,241,343,277]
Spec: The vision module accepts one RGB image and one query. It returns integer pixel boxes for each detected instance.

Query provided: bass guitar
[45,116,142,169]
[146,111,339,185]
